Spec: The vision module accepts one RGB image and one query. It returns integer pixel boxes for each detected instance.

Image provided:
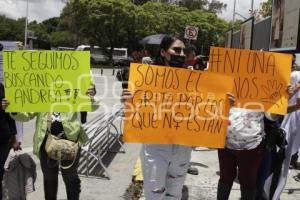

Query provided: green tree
[138,2,189,36]
[260,0,272,17]
[227,19,243,32]
[207,0,227,14]
[70,0,137,64]
[60,0,87,46]
[179,0,226,13]
[0,15,25,41]
[186,10,228,54]
[41,17,60,34]
[28,21,49,41]
[132,0,151,5]
[50,31,75,47]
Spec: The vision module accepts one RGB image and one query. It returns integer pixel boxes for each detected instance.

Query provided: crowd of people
[1,34,300,200]
[121,35,300,200]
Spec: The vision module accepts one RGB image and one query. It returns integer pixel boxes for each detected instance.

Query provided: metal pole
[251,0,254,15]
[24,0,29,49]
[232,0,236,29]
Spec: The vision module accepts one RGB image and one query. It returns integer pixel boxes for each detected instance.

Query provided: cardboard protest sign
[123,63,234,148]
[208,47,292,114]
[3,50,92,112]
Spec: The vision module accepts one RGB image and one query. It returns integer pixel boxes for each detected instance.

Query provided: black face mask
[168,55,185,68]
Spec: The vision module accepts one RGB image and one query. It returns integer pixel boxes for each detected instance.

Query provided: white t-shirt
[226,108,265,150]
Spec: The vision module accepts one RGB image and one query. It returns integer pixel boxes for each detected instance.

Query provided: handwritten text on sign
[208,47,292,114]
[3,50,92,112]
[123,63,234,148]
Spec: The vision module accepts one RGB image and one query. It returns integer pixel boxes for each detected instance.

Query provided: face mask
[168,54,185,68]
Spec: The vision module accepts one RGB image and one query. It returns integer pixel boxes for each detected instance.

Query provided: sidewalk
[25,144,141,200]
[23,146,300,200]
[184,148,300,200]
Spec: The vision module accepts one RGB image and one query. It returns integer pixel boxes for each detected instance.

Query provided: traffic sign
[184,26,198,40]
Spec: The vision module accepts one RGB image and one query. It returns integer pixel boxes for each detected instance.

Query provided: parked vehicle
[0,41,22,50]
[76,45,128,64]
[57,47,75,51]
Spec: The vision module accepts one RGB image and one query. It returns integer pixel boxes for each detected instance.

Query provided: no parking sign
[184,25,198,40]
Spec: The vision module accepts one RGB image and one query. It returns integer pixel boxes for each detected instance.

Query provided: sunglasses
[171,47,186,54]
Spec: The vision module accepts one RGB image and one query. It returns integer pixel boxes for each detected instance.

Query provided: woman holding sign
[2,85,97,200]
[122,35,191,200]
[0,82,21,200]
[217,110,281,200]
[142,35,191,200]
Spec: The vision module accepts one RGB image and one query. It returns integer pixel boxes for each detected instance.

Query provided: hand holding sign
[208,47,292,114]
[123,63,234,148]
[3,50,92,112]
[1,99,9,110]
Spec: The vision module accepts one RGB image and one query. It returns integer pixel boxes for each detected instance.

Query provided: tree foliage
[259,0,272,17]
[0,0,229,57]
[179,0,227,13]
[132,0,151,5]
[0,15,25,41]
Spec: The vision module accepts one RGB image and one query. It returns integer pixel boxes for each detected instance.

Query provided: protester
[141,46,158,65]
[121,35,190,200]
[2,85,98,200]
[0,41,24,152]
[217,106,283,200]
[141,35,192,200]
[131,45,150,63]
[290,54,299,169]
[267,65,300,199]
[291,54,300,72]
[0,43,21,200]
[0,82,21,200]
[255,55,298,200]
[184,44,201,176]
[122,35,234,200]
[184,44,206,70]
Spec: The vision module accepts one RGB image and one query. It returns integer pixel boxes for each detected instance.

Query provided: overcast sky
[0,0,65,22]
[0,0,268,22]
[218,0,268,20]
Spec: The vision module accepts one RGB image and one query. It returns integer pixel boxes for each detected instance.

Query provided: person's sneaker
[187,166,199,175]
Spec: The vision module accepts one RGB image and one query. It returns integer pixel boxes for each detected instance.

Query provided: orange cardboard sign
[208,47,292,114]
[123,63,234,148]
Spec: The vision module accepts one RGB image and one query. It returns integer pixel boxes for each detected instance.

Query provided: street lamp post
[251,0,254,15]
[232,0,236,29]
[24,0,29,49]
[232,0,254,30]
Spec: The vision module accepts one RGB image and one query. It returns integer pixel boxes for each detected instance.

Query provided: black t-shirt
[49,112,65,137]
[0,83,16,143]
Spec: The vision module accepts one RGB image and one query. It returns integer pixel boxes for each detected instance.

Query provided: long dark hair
[154,34,182,65]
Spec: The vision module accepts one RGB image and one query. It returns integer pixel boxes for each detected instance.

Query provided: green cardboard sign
[3,50,92,112]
